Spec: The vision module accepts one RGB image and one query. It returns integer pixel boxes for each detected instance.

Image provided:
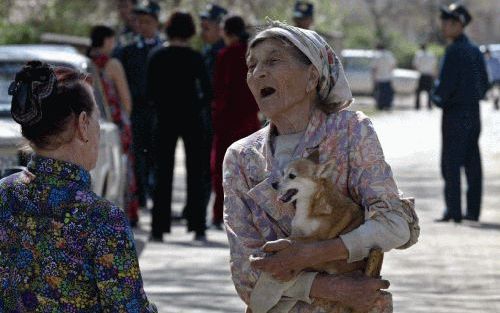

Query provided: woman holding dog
[223,21,419,313]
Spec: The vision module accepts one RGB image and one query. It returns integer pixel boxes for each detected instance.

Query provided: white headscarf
[254,21,353,112]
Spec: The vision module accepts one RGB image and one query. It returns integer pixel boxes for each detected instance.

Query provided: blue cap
[293,1,314,19]
[200,3,228,22]
[133,1,161,20]
[440,3,472,27]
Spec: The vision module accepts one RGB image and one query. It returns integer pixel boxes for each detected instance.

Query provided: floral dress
[0,155,156,312]
[91,53,140,224]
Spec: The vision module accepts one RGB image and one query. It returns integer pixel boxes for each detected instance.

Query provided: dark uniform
[199,4,227,225]
[432,5,489,222]
[116,35,163,207]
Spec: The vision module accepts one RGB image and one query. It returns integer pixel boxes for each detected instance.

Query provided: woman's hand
[311,273,390,313]
[249,239,314,281]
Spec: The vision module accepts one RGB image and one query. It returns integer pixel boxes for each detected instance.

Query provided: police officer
[117,0,164,212]
[198,3,227,228]
[293,1,314,30]
[432,3,489,223]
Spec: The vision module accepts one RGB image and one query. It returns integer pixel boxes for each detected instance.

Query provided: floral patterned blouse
[223,108,419,312]
[0,155,156,312]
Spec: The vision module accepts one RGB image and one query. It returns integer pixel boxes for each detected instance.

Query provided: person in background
[413,43,437,110]
[117,0,163,210]
[0,61,156,312]
[371,43,396,110]
[147,11,212,242]
[432,3,489,223]
[87,25,140,226]
[292,1,314,30]
[198,3,228,221]
[115,0,139,52]
[210,15,261,230]
[484,47,500,110]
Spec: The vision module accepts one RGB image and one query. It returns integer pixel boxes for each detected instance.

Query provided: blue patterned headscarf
[254,21,353,112]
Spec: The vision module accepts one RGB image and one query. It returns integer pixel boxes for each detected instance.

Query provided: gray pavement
[134,98,500,313]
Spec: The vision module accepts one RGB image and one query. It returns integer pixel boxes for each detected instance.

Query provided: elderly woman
[223,22,419,313]
[0,61,156,312]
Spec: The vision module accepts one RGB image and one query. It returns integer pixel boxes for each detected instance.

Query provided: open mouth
[260,87,276,98]
[279,188,298,203]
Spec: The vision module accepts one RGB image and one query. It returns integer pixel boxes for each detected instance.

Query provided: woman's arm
[106,58,132,115]
[89,205,157,312]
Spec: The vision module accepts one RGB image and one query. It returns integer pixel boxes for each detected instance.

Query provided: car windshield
[0,61,108,119]
[0,62,23,115]
[343,57,372,71]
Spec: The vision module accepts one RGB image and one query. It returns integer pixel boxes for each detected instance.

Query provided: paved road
[134,98,500,313]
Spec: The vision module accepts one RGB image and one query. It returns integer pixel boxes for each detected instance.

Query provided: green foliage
[386,31,419,69]
[0,22,40,44]
[343,24,376,49]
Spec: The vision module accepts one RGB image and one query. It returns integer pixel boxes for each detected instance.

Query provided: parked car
[0,45,126,208]
[341,49,420,96]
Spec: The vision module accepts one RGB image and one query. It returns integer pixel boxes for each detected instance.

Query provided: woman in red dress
[88,25,140,226]
[211,16,261,228]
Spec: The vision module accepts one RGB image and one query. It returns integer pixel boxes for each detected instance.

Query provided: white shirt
[413,49,437,76]
[371,50,396,82]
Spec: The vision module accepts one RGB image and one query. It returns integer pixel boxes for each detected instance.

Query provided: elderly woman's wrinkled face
[246,38,316,119]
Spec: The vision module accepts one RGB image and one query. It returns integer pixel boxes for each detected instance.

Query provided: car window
[0,61,110,121]
[343,57,372,71]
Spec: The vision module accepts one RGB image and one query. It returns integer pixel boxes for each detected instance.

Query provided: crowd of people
[84,0,264,242]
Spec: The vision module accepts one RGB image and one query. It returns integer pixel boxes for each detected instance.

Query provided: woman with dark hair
[210,15,261,229]
[147,11,212,242]
[0,61,156,312]
[88,25,140,226]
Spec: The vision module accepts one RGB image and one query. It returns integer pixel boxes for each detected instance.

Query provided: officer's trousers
[131,105,156,207]
[441,111,482,220]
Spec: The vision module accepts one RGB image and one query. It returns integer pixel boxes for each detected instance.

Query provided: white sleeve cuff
[340,211,410,263]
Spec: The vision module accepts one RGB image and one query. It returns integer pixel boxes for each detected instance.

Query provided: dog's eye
[288,173,296,179]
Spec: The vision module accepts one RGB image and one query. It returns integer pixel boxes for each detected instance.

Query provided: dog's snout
[271,182,279,190]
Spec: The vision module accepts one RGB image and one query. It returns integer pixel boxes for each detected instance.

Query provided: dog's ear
[306,149,320,164]
[316,160,337,178]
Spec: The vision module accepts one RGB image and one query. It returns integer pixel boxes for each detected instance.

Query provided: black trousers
[374,81,394,110]
[152,115,206,236]
[415,74,434,109]
[131,106,156,207]
[441,111,482,220]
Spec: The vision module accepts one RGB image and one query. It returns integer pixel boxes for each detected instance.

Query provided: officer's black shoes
[434,216,462,223]
[462,215,479,222]
[148,233,164,242]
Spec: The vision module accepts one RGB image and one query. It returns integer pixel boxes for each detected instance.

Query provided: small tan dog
[277,154,383,278]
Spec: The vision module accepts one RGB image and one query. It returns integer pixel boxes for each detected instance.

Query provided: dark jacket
[432,34,489,113]
[202,39,225,82]
[116,36,163,105]
[146,45,212,121]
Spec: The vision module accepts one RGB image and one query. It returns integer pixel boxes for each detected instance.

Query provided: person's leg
[199,106,213,218]
[464,128,482,221]
[182,122,207,237]
[415,78,423,110]
[210,135,229,227]
[440,118,467,222]
[131,108,148,207]
[151,127,177,239]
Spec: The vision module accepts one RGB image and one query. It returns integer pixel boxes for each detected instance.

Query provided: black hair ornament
[8,61,57,126]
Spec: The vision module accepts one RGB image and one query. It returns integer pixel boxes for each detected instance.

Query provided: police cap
[440,3,472,27]
[200,4,228,23]
[293,1,314,19]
